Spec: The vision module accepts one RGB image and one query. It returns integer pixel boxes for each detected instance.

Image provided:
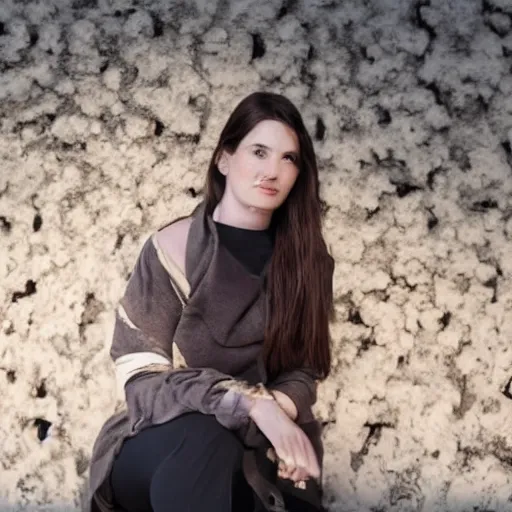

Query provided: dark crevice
[7,370,16,383]
[348,308,364,325]
[366,206,380,220]
[0,22,5,36]
[75,449,90,476]
[79,293,105,339]
[315,116,326,141]
[187,187,197,198]
[470,199,499,212]
[427,166,445,190]
[427,214,438,230]
[251,33,266,60]
[371,149,407,169]
[150,12,164,37]
[502,140,511,157]
[36,380,47,398]
[277,0,297,19]
[114,233,125,251]
[115,8,137,17]
[425,82,444,106]
[357,336,377,357]
[154,119,164,136]
[307,44,314,60]
[375,105,392,126]
[100,60,109,73]
[453,375,477,419]
[482,0,502,14]
[486,15,510,38]
[28,26,39,47]
[350,422,394,472]
[483,276,498,303]
[73,0,98,7]
[176,133,200,144]
[1,216,12,233]
[12,280,37,303]
[501,376,512,400]
[360,45,375,64]
[439,311,451,330]
[397,354,409,368]
[33,213,42,232]
[426,207,438,230]
[34,418,52,441]
[414,1,436,54]
[392,181,423,198]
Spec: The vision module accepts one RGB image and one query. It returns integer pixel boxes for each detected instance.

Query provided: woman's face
[218,120,300,213]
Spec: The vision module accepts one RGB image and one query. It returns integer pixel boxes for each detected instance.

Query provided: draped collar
[184,202,268,349]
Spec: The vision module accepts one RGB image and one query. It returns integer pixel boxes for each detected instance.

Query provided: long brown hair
[205,92,334,379]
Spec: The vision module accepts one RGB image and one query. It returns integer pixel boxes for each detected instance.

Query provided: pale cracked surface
[1,0,512,511]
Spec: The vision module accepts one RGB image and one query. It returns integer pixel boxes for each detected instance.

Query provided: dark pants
[111,413,255,512]
[110,412,323,512]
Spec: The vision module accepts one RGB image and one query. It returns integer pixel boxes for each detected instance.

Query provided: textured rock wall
[1,0,512,510]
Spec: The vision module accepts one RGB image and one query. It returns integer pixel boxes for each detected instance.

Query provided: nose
[263,157,279,180]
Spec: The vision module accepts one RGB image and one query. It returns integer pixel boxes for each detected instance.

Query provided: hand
[249,398,320,481]
[277,459,310,483]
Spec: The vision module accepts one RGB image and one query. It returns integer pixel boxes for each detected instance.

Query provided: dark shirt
[215,221,273,276]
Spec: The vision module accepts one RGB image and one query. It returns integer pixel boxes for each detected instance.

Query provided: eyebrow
[251,143,299,159]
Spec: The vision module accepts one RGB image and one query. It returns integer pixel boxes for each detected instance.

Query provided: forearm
[268,368,318,423]
[124,367,253,432]
[271,389,298,421]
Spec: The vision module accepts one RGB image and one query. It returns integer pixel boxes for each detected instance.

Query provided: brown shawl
[88,202,324,512]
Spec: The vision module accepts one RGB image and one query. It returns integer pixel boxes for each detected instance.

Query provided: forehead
[240,120,299,152]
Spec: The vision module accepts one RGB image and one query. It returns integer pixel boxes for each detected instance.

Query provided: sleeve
[110,236,257,433]
[268,369,318,424]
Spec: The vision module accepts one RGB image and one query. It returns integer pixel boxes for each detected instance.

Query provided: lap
[110,413,246,512]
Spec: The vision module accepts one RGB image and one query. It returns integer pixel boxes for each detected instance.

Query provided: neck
[213,197,272,230]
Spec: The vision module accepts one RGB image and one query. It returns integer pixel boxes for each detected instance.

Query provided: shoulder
[155,217,193,276]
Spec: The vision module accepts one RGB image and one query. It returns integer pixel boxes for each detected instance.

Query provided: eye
[284,154,297,163]
[254,148,266,158]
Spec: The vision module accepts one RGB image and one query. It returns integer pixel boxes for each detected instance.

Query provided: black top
[215,221,274,276]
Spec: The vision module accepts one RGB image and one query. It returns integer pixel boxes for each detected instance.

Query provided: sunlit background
[1,0,512,510]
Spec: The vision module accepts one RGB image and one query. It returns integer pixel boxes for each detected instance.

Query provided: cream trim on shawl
[114,234,191,397]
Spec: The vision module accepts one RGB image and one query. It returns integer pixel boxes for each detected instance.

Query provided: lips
[258,185,278,195]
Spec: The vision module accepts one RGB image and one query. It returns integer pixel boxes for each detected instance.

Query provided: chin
[248,198,282,213]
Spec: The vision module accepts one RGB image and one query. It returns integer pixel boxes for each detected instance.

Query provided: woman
[88,92,334,512]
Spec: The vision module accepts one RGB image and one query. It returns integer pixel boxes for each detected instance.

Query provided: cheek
[232,155,255,180]
[283,168,299,191]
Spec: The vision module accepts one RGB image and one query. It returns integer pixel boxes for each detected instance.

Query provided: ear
[217,151,229,176]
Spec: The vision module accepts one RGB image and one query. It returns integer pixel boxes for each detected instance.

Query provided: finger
[292,434,311,474]
[300,435,320,478]
[277,460,288,476]
[289,467,308,482]
[289,433,310,469]
[277,440,297,470]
